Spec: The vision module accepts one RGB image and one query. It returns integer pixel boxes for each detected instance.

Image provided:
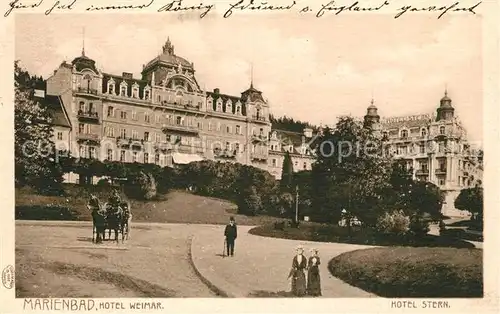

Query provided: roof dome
[144,38,193,70]
[71,49,98,73]
[440,89,453,108]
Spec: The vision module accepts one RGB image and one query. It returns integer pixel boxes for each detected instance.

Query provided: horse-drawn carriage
[90,199,132,244]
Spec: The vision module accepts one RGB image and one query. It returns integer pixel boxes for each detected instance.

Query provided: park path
[190,225,378,298]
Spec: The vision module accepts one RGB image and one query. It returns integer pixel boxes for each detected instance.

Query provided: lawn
[15,184,282,226]
[249,222,475,248]
[328,247,483,298]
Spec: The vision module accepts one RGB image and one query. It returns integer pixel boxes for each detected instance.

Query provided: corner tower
[436,89,455,121]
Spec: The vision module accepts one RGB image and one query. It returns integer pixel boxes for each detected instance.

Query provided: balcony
[251,134,268,142]
[251,152,268,161]
[415,169,429,175]
[77,110,99,123]
[76,132,100,145]
[116,136,133,147]
[251,115,267,123]
[435,168,447,175]
[214,148,237,159]
[176,144,204,154]
[76,87,99,95]
[162,123,199,135]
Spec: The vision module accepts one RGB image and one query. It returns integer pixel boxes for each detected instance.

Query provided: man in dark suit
[224,217,237,257]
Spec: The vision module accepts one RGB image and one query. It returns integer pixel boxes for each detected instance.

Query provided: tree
[237,186,262,216]
[280,151,294,191]
[15,61,63,194]
[310,116,393,225]
[455,186,483,220]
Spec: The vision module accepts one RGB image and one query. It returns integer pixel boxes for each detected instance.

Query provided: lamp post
[295,185,299,223]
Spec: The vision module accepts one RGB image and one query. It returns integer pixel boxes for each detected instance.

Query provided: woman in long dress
[307,249,322,296]
[288,246,307,297]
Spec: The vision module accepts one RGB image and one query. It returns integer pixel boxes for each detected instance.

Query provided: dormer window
[421,128,427,137]
[226,100,233,113]
[235,102,242,115]
[440,126,446,135]
[132,83,139,98]
[400,129,408,138]
[107,79,115,94]
[144,86,151,101]
[207,97,213,110]
[216,99,223,112]
[120,82,128,97]
[256,108,261,119]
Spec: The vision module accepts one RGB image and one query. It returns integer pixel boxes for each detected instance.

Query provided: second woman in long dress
[307,249,322,296]
[288,246,307,297]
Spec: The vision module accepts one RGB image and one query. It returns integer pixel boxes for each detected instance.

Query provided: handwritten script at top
[4,0,482,19]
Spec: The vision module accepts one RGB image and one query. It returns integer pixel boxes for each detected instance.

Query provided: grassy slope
[15,185,281,226]
[328,247,483,298]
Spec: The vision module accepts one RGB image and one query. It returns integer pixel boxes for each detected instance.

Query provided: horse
[105,202,123,244]
[120,201,132,242]
[91,201,107,244]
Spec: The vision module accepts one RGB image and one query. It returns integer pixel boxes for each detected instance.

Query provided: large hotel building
[40,39,482,217]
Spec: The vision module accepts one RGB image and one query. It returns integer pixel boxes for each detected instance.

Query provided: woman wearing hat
[288,245,307,296]
[307,249,322,296]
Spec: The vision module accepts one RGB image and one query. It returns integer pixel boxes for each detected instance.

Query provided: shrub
[409,215,430,237]
[376,210,410,236]
[124,171,157,200]
[238,186,262,216]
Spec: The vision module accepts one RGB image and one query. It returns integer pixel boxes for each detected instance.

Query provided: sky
[15,13,483,144]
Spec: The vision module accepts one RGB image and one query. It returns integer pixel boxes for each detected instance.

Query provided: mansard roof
[101,73,151,98]
[206,90,247,115]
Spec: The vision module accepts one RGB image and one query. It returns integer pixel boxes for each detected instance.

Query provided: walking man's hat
[229,216,235,221]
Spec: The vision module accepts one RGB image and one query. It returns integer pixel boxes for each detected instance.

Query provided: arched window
[207,97,213,110]
[120,83,127,97]
[400,129,408,138]
[235,102,242,115]
[176,116,182,125]
[132,83,139,98]
[82,74,92,91]
[144,86,151,101]
[216,99,223,112]
[256,108,261,119]
[79,101,85,112]
[226,100,232,113]
[421,128,427,137]
[107,81,115,94]
[439,126,445,135]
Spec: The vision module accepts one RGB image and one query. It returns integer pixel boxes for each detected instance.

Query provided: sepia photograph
[12,12,484,303]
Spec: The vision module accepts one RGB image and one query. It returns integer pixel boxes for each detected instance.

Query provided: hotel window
[400,130,408,138]
[197,121,203,129]
[120,84,127,97]
[438,160,446,171]
[108,82,115,94]
[85,124,91,134]
[439,179,445,186]
[155,114,160,124]
[207,98,213,110]
[157,95,161,103]
[294,161,298,167]
[144,153,149,163]
[176,116,182,125]
[259,128,264,135]
[439,126,445,135]
[79,101,85,112]
[144,132,150,141]
[155,154,160,165]
[156,134,161,143]
[216,99,223,112]
[235,104,242,115]
[144,89,150,101]
[160,155,166,166]
[303,162,307,170]
[235,143,240,152]
[132,111,137,120]
[120,128,126,138]
[419,144,425,154]
[145,113,150,123]
[226,101,232,113]
[208,122,213,131]
[79,145,86,158]
[120,111,127,119]
[107,106,114,117]
[79,123,85,134]
[88,103,94,113]
[131,151,137,163]
[217,122,221,132]
[132,86,139,98]
[439,143,445,153]
[107,149,113,161]
[226,126,232,134]
[272,159,277,167]
[421,128,427,137]
[120,150,126,162]
[89,147,96,159]
[236,125,241,135]
[57,132,63,140]
[225,142,231,150]
[132,130,138,140]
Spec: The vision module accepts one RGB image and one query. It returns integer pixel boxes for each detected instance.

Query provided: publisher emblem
[2,265,14,289]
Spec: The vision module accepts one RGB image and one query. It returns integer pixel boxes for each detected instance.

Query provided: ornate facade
[44,38,315,180]
[364,94,483,217]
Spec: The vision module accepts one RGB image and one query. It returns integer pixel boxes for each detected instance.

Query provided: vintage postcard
[1,0,499,313]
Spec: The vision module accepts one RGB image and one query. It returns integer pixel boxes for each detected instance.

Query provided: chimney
[303,127,313,138]
[34,89,45,99]
[213,88,220,94]
[122,72,133,79]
